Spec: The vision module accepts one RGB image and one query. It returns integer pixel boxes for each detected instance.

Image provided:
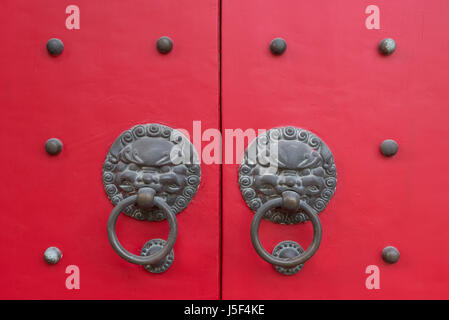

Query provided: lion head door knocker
[239,127,337,275]
[103,124,201,273]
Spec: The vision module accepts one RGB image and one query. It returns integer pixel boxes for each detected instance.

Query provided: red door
[221,0,449,299]
[0,0,220,299]
[2,0,449,301]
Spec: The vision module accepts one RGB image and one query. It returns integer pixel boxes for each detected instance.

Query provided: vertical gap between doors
[218,0,223,300]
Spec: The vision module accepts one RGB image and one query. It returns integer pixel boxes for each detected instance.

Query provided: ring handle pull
[250,191,322,275]
[239,126,337,275]
[103,124,202,274]
[107,187,178,273]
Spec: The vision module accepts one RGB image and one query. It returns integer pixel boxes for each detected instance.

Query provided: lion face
[239,127,337,224]
[103,124,201,221]
[112,136,187,206]
[253,140,325,201]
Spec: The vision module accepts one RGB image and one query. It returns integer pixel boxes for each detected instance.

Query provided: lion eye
[160,174,177,185]
[173,165,187,174]
[258,184,276,196]
[258,175,278,185]
[160,166,170,173]
[119,181,135,193]
[120,171,137,182]
[307,185,319,193]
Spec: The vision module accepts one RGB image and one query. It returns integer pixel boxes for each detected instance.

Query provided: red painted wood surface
[222,0,449,299]
[0,0,220,299]
[2,0,449,300]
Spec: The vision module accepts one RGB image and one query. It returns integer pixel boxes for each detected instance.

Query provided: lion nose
[284,176,297,187]
[142,173,153,184]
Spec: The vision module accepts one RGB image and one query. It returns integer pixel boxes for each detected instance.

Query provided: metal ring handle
[107,195,178,265]
[250,198,322,268]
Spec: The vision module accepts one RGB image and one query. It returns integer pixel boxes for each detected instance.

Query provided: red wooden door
[221,0,449,299]
[2,0,449,301]
[0,0,220,299]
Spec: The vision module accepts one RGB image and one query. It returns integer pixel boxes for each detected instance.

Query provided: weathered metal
[107,189,178,273]
[382,246,400,264]
[43,247,62,264]
[272,241,304,275]
[103,123,201,221]
[156,36,173,54]
[141,239,175,273]
[270,38,287,55]
[250,195,322,270]
[380,139,399,157]
[240,127,336,274]
[45,138,63,155]
[46,38,64,56]
[104,124,200,273]
[378,38,396,55]
[239,126,337,224]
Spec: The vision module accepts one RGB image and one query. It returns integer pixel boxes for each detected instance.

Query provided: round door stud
[270,38,287,55]
[44,247,62,264]
[378,38,396,55]
[382,246,400,264]
[45,138,63,155]
[156,36,173,54]
[380,139,398,157]
[46,38,64,56]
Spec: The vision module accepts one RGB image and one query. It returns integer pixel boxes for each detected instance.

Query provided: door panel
[222,0,449,299]
[0,0,220,299]
[2,0,449,301]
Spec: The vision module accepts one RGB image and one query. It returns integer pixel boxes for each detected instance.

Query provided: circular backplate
[103,123,201,221]
[239,126,337,224]
[272,240,305,275]
[140,239,175,273]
